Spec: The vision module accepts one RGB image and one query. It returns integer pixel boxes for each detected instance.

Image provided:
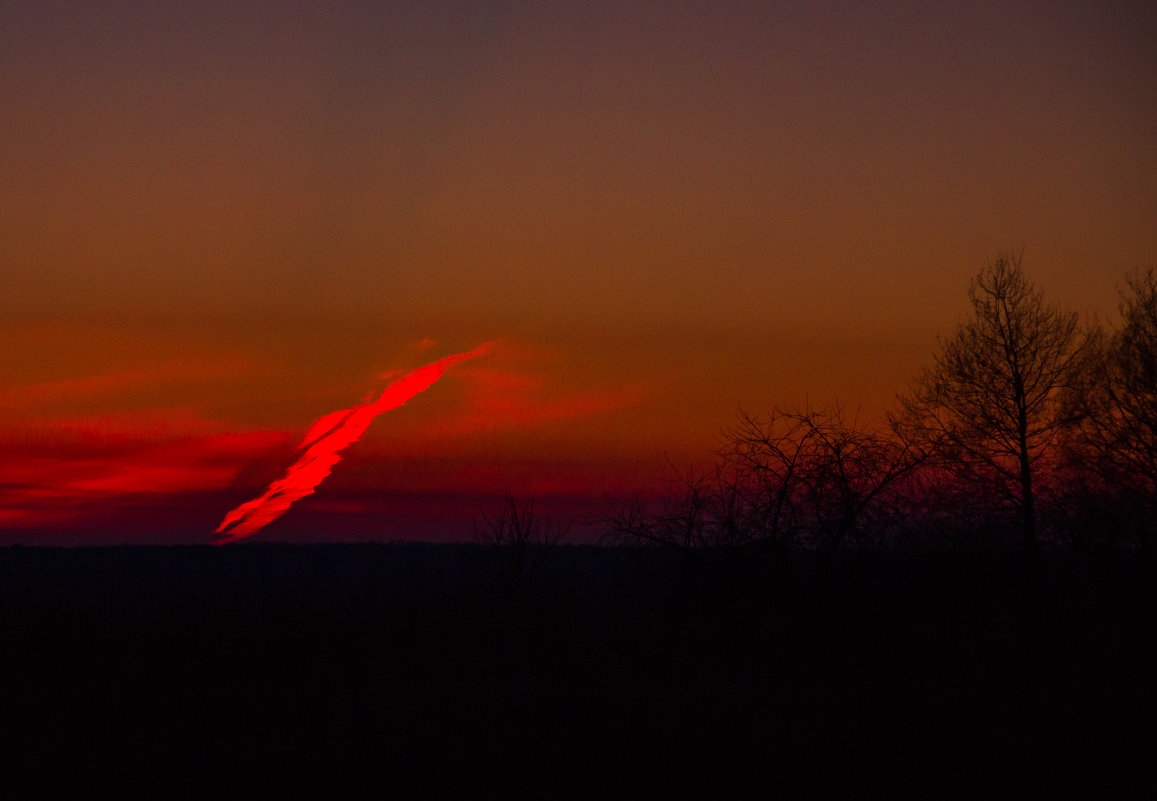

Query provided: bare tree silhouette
[603,404,920,551]
[473,492,567,590]
[892,251,1085,548]
[722,404,921,549]
[600,460,748,549]
[1064,268,1157,547]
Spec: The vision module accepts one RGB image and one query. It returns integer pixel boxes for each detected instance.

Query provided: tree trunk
[1017,409,1037,550]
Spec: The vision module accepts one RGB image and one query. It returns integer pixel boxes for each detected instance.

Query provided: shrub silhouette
[604,404,920,551]
[473,492,567,590]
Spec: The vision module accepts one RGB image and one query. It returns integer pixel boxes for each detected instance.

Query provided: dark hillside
[1,544,1155,796]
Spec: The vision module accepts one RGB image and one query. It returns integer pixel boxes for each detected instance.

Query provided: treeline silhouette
[605,251,1157,555]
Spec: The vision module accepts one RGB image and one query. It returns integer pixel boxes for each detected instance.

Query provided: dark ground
[1,542,1155,797]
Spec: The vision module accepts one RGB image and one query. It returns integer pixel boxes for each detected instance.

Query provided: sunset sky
[3,1,1155,543]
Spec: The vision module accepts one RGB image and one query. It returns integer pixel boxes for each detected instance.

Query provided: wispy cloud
[213,342,493,543]
[0,356,253,413]
[0,430,291,530]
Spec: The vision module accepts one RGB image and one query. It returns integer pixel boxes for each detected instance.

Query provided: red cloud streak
[213,342,493,543]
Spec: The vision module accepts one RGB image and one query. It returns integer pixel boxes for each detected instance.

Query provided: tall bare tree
[892,251,1085,548]
[1065,268,1157,545]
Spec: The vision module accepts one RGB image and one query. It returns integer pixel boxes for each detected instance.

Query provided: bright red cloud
[213,342,493,543]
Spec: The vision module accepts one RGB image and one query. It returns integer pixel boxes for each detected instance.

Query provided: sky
[2,0,1155,544]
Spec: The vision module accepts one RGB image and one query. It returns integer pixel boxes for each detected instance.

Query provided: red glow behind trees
[213,342,493,543]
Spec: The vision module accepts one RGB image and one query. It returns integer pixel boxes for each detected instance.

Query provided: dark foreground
[1,543,1155,797]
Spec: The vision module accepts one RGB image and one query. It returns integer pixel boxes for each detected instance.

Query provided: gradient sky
[3,1,1155,543]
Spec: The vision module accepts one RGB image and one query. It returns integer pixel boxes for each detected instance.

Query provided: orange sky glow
[2,1,1155,543]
